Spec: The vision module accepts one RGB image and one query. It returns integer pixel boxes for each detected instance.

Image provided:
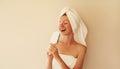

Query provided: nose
[59,23,64,28]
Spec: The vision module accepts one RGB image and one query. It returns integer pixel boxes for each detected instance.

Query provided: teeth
[60,28,66,32]
[61,30,65,32]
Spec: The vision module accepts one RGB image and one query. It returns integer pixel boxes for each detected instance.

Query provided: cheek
[67,25,72,31]
[58,26,61,30]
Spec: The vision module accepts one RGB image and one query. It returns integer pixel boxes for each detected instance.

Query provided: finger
[46,50,51,55]
[51,46,57,50]
[49,45,57,51]
[49,47,56,53]
[50,43,57,47]
[46,51,52,56]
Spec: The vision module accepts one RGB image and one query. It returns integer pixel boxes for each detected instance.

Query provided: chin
[61,32,70,35]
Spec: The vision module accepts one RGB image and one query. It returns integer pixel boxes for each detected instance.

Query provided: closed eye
[64,22,68,24]
[64,20,68,24]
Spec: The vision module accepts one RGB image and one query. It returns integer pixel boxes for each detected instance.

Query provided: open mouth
[60,29,66,32]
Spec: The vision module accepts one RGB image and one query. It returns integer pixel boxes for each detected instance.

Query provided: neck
[60,33,75,46]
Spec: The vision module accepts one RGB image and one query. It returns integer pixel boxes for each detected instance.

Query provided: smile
[60,29,66,32]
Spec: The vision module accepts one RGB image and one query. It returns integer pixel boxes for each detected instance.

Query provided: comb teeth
[50,32,60,44]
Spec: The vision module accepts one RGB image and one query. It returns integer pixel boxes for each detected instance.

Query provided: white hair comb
[50,31,60,44]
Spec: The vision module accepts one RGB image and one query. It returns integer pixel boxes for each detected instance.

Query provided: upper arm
[74,45,87,69]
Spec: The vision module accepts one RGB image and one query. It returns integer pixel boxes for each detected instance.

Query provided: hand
[48,43,59,58]
[46,51,53,60]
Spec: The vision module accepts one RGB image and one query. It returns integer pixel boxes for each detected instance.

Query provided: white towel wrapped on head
[51,7,88,46]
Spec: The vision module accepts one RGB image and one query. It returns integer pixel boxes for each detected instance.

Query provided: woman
[46,7,88,69]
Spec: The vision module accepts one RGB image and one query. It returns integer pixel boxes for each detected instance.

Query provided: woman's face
[59,15,73,35]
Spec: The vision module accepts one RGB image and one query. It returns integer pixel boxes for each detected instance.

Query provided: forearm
[55,55,70,69]
[46,59,52,69]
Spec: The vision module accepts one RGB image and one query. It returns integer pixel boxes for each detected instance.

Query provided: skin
[46,15,87,69]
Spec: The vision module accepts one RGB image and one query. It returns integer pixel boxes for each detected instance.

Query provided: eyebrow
[59,20,68,24]
[60,19,69,22]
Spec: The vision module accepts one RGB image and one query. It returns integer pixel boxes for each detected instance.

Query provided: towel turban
[50,7,88,47]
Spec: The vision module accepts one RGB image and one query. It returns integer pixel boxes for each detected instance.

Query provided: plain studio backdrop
[0,0,120,69]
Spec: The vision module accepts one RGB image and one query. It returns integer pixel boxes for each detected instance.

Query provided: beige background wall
[0,0,119,69]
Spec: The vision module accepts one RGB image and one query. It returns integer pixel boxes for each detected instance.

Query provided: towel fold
[52,54,77,69]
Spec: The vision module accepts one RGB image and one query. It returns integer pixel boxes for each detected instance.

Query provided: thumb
[50,43,57,46]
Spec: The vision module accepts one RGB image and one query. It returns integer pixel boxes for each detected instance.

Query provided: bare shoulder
[75,43,87,56]
[76,43,87,50]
